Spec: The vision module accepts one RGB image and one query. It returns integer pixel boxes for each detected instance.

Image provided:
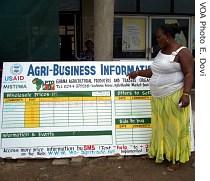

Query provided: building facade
[0,0,195,62]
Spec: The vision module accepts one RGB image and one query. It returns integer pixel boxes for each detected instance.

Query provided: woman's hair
[85,40,94,47]
[159,23,181,38]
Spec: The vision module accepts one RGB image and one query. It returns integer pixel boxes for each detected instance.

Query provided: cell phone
[178,102,182,108]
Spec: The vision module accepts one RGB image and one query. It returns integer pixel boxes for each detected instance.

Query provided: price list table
[114,90,152,144]
[2,91,112,128]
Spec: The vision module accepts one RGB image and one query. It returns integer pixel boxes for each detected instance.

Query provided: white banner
[0,61,194,158]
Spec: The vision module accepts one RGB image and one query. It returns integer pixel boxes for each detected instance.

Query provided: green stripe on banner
[1,130,112,138]
[115,118,151,124]
[115,90,151,96]
[4,91,108,98]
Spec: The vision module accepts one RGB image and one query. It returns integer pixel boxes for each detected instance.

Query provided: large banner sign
[0,61,194,158]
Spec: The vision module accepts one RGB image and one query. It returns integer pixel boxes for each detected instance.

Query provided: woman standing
[127,23,194,171]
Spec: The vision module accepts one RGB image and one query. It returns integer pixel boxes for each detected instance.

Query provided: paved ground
[0,152,194,181]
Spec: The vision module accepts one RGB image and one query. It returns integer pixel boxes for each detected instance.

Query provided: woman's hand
[127,71,138,80]
[179,94,190,108]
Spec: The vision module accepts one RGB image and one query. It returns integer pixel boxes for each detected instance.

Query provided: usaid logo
[10,64,23,76]
[4,64,24,82]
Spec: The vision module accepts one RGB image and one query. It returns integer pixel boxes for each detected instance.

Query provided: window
[113,16,193,60]
[174,0,194,14]
[140,0,170,13]
[151,17,190,58]
[59,0,80,11]
[114,0,137,12]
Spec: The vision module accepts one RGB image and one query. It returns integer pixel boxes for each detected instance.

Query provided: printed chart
[0,61,193,158]
[2,91,112,128]
[114,90,152,145]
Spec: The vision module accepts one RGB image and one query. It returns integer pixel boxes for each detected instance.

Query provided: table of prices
[2,91,112,128]
[114,90,152,145]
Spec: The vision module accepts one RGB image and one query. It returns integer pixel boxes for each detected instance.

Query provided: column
[82,96,98,126]
[94,0,114,61]
[53,97,69,127]
[24,98,40,128]
[2,98,25,128]
[115,96,132,116]
[131,99,151,117]
[40,97,54,127]
[96,96,112,126]
[68,97,84,126]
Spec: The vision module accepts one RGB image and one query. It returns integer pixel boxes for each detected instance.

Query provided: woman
[84,40,94,61]
[127,24,194,171]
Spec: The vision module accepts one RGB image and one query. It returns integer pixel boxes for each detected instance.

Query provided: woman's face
[155,28,168,49]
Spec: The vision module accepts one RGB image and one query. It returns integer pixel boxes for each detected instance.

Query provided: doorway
[59,12,80,60]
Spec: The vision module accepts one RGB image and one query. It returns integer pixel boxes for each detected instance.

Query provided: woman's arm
[178,48,194,107]
[127,68,153,79]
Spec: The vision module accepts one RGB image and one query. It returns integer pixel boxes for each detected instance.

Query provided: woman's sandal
[166,163,180,172]
[140,155,153,160]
